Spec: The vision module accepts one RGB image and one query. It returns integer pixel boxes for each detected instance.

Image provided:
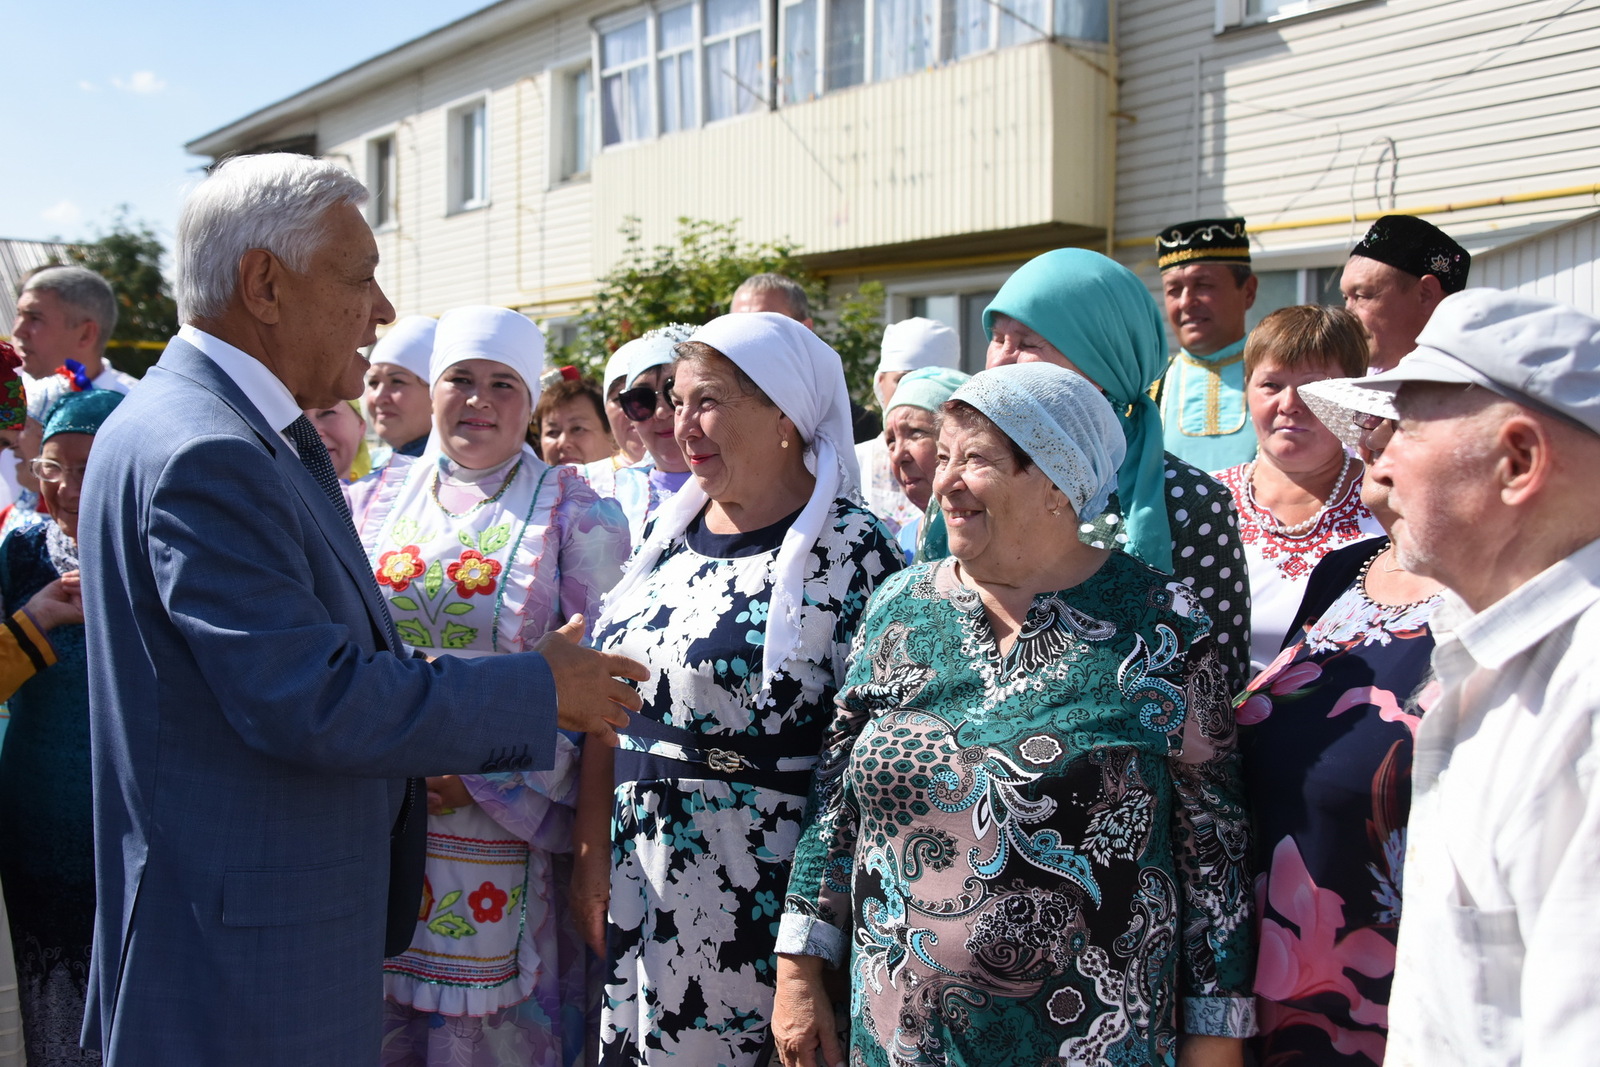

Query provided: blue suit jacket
[79,339,560,1065]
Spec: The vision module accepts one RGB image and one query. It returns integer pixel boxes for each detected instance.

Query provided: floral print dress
[780,553,1256,1066]
[1237,538,1441,1065]
[590,500,902,1065]
[351,448,631,1067]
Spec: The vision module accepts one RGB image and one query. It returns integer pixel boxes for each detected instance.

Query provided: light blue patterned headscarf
[950,363,1125,523]
[984,248,1173,571]
[886,366,970,415]
[621,323,697,388]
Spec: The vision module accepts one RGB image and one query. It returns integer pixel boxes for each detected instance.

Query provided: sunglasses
[618,378,675,423]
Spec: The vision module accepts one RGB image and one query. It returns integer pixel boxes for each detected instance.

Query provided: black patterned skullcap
[1349,215,1471,293]
[1156,218,1251,272]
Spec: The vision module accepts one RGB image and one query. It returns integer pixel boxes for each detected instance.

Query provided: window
[780,0,819,103]
[1217,0,1366,31]
[659,5,698,132]
[1246,266,1344,332]
[600,17,651,146]
[704,0,765,122]
[557,66,593,181]
[366,134,396,228]
[908,289,999,374]
[785,0,1105,99]
[447,99,488,212]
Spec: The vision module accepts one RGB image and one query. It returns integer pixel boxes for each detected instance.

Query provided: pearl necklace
[1243,452,1353,538]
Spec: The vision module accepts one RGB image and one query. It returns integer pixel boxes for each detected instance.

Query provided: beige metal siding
[1116,0,1600,272]
[1472,210,1600,313]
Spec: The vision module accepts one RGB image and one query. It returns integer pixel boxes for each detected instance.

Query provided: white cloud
[112,71,166,95]
[78,80,97,93]
[41,200,83,228]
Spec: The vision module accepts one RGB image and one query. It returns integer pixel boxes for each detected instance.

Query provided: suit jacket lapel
[152,339,400,652]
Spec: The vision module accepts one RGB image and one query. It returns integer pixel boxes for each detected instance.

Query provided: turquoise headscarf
[885,366,970,415]
[983,249,1174,572]
[42,389,124,442]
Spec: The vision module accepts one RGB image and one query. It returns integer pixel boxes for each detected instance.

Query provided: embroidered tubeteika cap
[1156,218,1251,272]
[1349,215,1470,293]
[1347,289,1600,437]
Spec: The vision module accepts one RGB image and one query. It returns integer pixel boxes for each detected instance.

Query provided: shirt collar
[1441,535,1600,671]
[178,324,304,436]
[1179,334,1247,366]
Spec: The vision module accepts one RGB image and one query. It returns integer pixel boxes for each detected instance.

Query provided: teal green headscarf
[982,249,1173,572]
[43,389,124,442]
[885,366,970,415]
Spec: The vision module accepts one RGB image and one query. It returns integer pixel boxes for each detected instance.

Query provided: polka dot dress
[1079,452,1251,696]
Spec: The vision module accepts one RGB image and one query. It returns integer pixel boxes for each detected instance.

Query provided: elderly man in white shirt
[1354,289,1600,1065]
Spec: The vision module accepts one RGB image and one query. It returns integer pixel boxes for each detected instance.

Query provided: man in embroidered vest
[1340,214,1471,373]
[1156,217,1258,472]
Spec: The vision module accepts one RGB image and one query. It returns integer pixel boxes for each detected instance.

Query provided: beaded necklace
[429,457,524,519]
[1243,452,1354,538]
[1357,540,1443,613]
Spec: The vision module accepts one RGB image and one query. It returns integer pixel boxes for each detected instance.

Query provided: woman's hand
[426,775,474,815]
[24,571,83,631]
[772,954,844,1067]
[571,742,615,956]
[1177,1035,1245,1067]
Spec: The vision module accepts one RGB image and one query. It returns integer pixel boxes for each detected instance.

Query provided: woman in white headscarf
[855,316,962,535]
[349,306,631,1067]
[574,313,904,1066]
[773,363,1255,1067]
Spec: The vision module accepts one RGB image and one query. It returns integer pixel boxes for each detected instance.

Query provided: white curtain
[873,0,935,80]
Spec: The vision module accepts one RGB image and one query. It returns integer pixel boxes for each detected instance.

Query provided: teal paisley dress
[779,553,1255,1066]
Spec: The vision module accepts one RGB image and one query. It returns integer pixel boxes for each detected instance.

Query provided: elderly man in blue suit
[76,153,647,1065]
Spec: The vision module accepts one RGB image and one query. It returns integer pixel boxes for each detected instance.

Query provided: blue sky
[2,0,493,254]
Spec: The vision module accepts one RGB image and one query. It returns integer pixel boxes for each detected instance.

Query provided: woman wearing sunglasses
[0,388,123,1067]
[1234,378,1443,1066]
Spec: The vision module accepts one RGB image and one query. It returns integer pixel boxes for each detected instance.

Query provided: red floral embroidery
[468,881,507,923]
[377,545,425,592]
[447,549,502,598]
[418,875,434,921]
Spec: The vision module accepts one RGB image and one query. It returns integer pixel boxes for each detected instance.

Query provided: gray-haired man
[1360,289,1600,1064]
[12,266,138,391]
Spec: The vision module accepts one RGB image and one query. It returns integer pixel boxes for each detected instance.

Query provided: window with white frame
[1216,0,1365,31]
[908,289,1000,374]
[558,65,593,181]
[1246,266,1344,331]
[781,0,820,103]
[366,134,396,228]
[658,5,698,132]
[600,16,651,147]
[785,0,1105,99]
[704,0,765,122]
[447,98,488,212]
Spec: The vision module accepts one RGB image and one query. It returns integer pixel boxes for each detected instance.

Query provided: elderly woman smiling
[882,365,969,559]
[773,363,1255,1067]
[577,313,903,1065]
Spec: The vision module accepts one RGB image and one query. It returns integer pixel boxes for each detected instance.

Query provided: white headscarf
[949,363,1126,522]
[430,307,546,403]
[621,323,697,388]
[599,312,859,696]
[875,317,962,404]
[369,316,437,383]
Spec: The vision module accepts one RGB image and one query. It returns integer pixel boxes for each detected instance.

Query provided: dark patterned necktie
[284,413,398,651]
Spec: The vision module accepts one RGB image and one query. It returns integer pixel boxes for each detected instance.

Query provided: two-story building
[187,0,1599,367]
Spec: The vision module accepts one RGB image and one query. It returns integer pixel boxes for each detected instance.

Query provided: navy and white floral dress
[779,553,1256,1066]
[591,499,902,1065]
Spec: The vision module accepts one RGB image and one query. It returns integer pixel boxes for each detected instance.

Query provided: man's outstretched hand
[534,615,647,745]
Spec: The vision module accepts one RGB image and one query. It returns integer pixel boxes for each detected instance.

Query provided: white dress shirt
[90,359,140,394]
[177,324,302,448]
[1387,535,1600,1066]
